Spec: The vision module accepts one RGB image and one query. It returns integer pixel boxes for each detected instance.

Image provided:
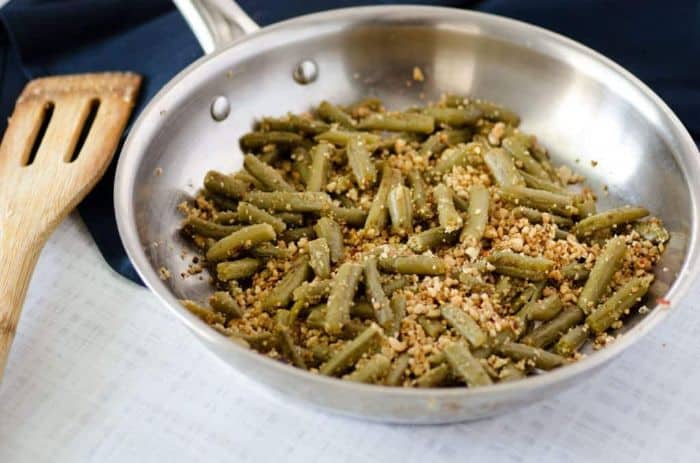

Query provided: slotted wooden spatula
[0,73,141,379]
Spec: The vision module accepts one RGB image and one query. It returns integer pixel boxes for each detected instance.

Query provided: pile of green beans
[178,95,667,388]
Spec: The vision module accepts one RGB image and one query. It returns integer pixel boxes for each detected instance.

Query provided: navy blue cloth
[1,0,698,285]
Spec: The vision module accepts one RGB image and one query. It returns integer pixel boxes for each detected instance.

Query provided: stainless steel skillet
[114,0,700,423]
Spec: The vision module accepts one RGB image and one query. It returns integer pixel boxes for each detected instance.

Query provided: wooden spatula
[0,72,141,379]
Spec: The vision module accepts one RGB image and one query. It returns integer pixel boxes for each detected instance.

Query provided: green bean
[554,325,589,356]
[204,192,238,211]
[291,147,312,184]
[240,131,303,151]
[313,217,344,263]
[523,306,585,348]
[308,238,331,278]
[457,272,491,294]
[324,206,366,227]
[346,136,377,190]
[406,171,432,220]
[237,201,286,233]
[441,304,487,348]
[292,279,332,305]
[460,184,490,245]
[209,291,244,319]
[561,262,590,281]
[378,255,447,276]
[324,263,363,335]
[390,293,406,337]
[213,211,238,224]
[262,257,312,311]
[408,227,458,253]
[498,363,527,382]
[578,237,627,313]
[572,206,649,238]
[434,183,463,232]
[317,100,356,128]
[275,212,305,226]
[258,146,280,164]
[344,354,391,383]
[487,251,554,281]
[234,170,264,190]
[451,193,470,212]
[427,351,447,366]
[183,216,241,239]
[387,184,413,236]
[418,128,471,158]
[279,226,316,242]
[526,294,563,322]
[275,323,307,369]
[574,194,597,219]
[363,257,394,331]
[382,276,411,295]
[495,276,514,302]
[204,170,249,199]
[216,258,262,281]
[434,143,484,176]
[502,136,550,181]
[364,165,400,235]
[482,148,524,188]
[473,100,520,125]
[496,342,567,370]
[358,112,435,133]
[416,363,451,388]
[305,304,327,329]
[243,154,296,192]
[423,106,482,127]
[512,206,574,228]
[586,275,653,334]
[261,114,329,135]
[633,220,670,244]
[443,342,493,387]
[519,170,572,195]
[245,191,332,213]
[315,130,380,146]
[351,300,376,320]
[206,224,277,262]
[386,353,410,386]
[419,316,446,338]
[320,324,382,376]
[306,142,332,192]
[499,185,578,217]
[181,300,226,325]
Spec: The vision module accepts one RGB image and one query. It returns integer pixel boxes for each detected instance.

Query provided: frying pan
[113,0,700,423]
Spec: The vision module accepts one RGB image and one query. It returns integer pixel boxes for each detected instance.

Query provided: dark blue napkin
[1,0,698,285]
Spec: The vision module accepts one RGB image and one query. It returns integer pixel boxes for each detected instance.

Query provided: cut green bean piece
[520,170,572,195]
[305,304,327,329]
[418,129,471,158]
[346,135,377,190]
[249,243,290,259]
[183,216,241,239]
[279,226,316,242]
[512,206,574,228]
[561,262,590,281]
[275,212,304,226]
[318,100,356,128]
[258,146,280,164]
[345,354,391,383]
[497,342,567,370]
[315,130,380,146]
[586,275,653,334]
[325,206,367,227]
[443,342,493,387]
[434,183,463,232]
[574,195,597,219]
[382,276,411,295]
[363,257,394,331]
[572,206,649,238]
[292,278,332,305]
[364,165,400,235]
[324,263,363,335]
[205,192,238,211]
[209,291,243,319]
[261,114,329,135]
[434,143,483,176]
[554,324,589,356]
[240,131,303,150]
[387,184,413,236]
[243,154,295,192]
[386,353,410,386]
[237,201,286,233]
[307,142,332,192]
[358,112,435,133]
[523,306,585,348]
[484,148,525,187]
[526,294,563,322]
[633,220,670,244]
[234,170,264,190]
[245,191,332,213]
[350,300,376,320]
[419,316,445,338]
[378,255,447,276]
[216,258,262,281]
[502,136,550,181]
[424,106,482,127]
[204,170,249,199]
[390,293,406,337]
[578,237,627,313]
[320,324,382,376]
[291,147,311,184]
[313,217,344,263]
[213,211,238,224]
[473,100,520,125]
[408,227,458,253]
[416,363,451,388]
[308,238,331,278]
[275,323,307,369]
[452,193,470,212]
[499,363,527,382]
[262,257,311,311]
[441,304,487,348]
[406,171,432,219]
[500,186,578,217]
[206,223,277,262]
[487,251,554,281]
[181,300,226,325]
[460,184,490,245]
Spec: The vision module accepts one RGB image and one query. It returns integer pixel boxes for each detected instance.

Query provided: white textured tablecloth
[1,215,698,462]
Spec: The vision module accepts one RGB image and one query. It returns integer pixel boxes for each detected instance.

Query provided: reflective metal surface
[114,6,700,423]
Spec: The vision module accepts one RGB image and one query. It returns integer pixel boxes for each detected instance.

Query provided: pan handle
[173,0,260,54]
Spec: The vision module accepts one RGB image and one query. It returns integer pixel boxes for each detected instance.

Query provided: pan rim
[114,5,700,402]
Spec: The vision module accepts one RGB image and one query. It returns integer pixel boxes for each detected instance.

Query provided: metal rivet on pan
[293,59,318,85]
[210,96,230,121]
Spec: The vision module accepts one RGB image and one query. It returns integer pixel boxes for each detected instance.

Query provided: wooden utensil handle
[0,235,45,378]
